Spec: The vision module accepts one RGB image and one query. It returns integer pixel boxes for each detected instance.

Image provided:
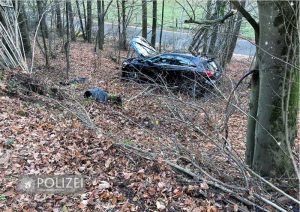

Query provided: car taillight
[204,70,215,78]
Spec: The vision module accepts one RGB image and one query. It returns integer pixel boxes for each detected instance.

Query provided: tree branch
[184,9,237,25]
[230,0,259,34]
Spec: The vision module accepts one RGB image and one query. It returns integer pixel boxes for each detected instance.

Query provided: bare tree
[13,0,31,57]
[96,0,113,50]
[36,0,49,66]
[86,0,92,43]
[142,0,147,39]
[66,1,76,42]
[121,0,127,49]
[55,0,63,37]
[76,0,86,40]
[65,1,70,79]
[151,0,157,48]
[159,0,165,52]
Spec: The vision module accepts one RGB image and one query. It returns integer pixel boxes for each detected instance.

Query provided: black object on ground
[84,88,122,105]
[84,88,109,103]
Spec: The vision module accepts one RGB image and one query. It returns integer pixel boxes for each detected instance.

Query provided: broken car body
[121,36,223,95]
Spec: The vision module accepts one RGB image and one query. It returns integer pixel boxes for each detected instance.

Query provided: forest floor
[0,41,299,211]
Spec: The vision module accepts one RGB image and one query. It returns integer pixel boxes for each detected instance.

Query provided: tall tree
[82,1,87,32]
[233,1,299,177]
[65,1,70,79]
[141,0,147,39]
[225,1,245,63]
[76,0,86,40]
[121,0,127,49]
[36,0,49,66]
[151,0,157,48]
[66,1,76,41]
[97,0,104,49]
[55,0,63,37]
[86,0,92,43]
[117,0,127,50]
[13,0,32,57]
[36,0,49,39]
[96,0,113,49]
[159,0,165,52]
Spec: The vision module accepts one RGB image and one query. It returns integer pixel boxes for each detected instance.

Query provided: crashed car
[121,36,223,95]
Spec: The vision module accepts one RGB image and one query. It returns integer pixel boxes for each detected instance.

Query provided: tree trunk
[225,1,245,63]
[97,0,105,49]
[82,1,87,32]
[207,1,222,55]
[121,0,127,49]
[36,0,49,39]
[36,0,49,66]
[151,0,157,48]
[142,0,147,39]
[202,0,212,54]
[86,0,92,43]
[65,1,70,80]
[55,0,63,37]
[66,1,76,41]
[76,0,86,40]
[250,1,299,177]
[13,0,31,57]
[245,63,259,167]
[158,0,164,52]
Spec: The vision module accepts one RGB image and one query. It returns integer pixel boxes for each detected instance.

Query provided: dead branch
[184,9,237,25]
[230,1,259,34]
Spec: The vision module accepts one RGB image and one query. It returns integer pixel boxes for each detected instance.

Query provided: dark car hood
[130,36,158,58]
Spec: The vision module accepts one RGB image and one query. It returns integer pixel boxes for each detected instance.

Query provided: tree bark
[65,1,70,80]
[97,0,105,49]
[251,1,299,177]
[86,0,92,43]
[36,0,49,66]
[13,0,31,57]
[36,0,49,39]
[225,1,245,63]
[55,0,63,37]
[208,1,223,55]
[142,0,147,39]
[82,1,87,32]
[158,0,164,52]
[76,0,86,40]
[66,1,76,41]
[151,0,157,48]
[121,0,127,49]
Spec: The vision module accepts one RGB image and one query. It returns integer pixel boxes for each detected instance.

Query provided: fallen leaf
[98,181,110,190]
[156,201,166,210]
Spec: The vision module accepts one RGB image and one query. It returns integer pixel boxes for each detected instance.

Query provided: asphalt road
[90,22,256,56]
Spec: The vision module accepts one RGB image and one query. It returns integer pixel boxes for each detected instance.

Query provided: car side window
[174,56,196,67]
[151,55,172,64]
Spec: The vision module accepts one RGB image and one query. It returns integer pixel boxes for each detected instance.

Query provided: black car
[121,36,223,95]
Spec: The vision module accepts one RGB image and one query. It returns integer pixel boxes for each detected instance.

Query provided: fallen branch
[116,143,281,211]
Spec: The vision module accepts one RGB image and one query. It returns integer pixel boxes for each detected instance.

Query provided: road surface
[87,22,256,56]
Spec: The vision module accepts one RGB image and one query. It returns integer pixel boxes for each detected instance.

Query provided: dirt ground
[0,41,298,211]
